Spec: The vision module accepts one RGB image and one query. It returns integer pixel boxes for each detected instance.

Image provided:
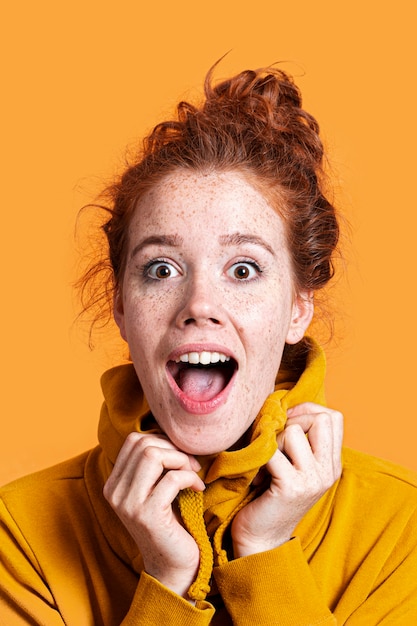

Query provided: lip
[166,343,238,415]
[167,343,236,362]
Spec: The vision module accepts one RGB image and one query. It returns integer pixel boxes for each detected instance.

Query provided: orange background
[1,1,416,485]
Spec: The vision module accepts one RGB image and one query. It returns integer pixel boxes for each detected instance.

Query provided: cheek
[122,290,181,371]
[121,307,153,362]
[246,299,292,366]
[124,290,169,332]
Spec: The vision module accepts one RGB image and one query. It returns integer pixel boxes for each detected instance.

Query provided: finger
[138,445,202,491]
[287,408,343,451]
[287,403,343,439]
[128,432,202,472]
[274,423,337,499]
[287,401,328,418]
[151,470,206,509]
[112,467,205,529]
[125,469,205,521]
[106,445,201,504]
[110,432,174,480]
[264,448,293,482]
[290,409,343,471]
[276,423,315,471]
[252,466,268,486]
[110,432,200,483]
[286,411,343,482]
[313,410,343,475]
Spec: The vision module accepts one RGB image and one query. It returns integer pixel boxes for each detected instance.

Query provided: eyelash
[227,259,263,281]
[140,258,180,281]
[139,258,264,282]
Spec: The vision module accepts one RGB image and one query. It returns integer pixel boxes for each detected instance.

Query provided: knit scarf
[98,337,326,602]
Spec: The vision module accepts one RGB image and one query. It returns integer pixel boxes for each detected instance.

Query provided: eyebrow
[130,231,276,259]
[219,232,276,257]
[130,235,183,259]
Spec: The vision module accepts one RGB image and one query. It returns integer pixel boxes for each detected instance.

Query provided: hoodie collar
[89,337,327,591]
[97,337,326,474]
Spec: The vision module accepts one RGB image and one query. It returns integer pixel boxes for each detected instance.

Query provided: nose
[175,273,224,328]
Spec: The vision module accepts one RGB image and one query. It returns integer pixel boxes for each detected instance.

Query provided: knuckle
[285,423,304,437]
[103,485,120,509]
[162,469,185,488]
[313,408,344,426]
[142,444,162,462]
[315,411,333,426]
[107,493,142,523]
[125,431,142,446]
[294,401,315,412]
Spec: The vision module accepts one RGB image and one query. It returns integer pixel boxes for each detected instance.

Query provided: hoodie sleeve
[0,498,65,626]
[120,573,215,625]
[0,497,215,626]
[214,513,417,626]
[214,538,336,626]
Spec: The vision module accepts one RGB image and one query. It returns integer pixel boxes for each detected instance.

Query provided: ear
[285,291,314,345]
[113,286,127,342]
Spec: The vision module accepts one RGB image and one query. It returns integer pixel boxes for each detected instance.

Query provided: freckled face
[114,170,313,455]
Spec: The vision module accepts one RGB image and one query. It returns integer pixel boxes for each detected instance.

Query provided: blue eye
[145,261,180,280]
[228,262,261,280]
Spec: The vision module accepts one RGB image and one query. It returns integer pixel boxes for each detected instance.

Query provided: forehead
[129,170,285,239]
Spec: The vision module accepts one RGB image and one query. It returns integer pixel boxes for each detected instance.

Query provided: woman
[1,65,416,625]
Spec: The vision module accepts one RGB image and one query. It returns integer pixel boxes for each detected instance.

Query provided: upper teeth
[175,351,231,365]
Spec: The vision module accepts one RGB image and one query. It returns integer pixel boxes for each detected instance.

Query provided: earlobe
[113,287,127,341]
[285,291,314,345]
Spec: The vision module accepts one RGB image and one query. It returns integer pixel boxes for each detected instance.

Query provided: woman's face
[115,170,313,455]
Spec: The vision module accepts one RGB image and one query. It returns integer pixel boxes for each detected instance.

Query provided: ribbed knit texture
[177,489,213,601]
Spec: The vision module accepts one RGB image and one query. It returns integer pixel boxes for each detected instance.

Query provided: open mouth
[166,351,237,404]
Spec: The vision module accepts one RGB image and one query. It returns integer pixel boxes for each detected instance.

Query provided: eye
[227,261,261,281]
[144,260,180,280]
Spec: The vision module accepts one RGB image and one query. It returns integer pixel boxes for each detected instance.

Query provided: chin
[168,424,247,457]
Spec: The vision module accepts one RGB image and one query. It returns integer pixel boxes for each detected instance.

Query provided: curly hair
[77,63,339,339]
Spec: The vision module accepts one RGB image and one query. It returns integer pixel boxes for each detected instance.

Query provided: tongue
[179,366,227,401]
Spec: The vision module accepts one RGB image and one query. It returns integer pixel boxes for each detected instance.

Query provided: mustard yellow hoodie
[1,339,417,625]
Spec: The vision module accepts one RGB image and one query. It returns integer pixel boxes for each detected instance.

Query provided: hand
[103,432,205,599]
[231,402,343,558]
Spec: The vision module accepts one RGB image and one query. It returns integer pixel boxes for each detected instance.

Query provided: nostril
[184,317,220,326]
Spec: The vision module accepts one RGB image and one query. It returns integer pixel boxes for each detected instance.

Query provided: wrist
[146,567,197,601]
[233,536,291,558]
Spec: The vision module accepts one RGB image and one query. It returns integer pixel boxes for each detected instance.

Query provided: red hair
[77,64,339,340]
